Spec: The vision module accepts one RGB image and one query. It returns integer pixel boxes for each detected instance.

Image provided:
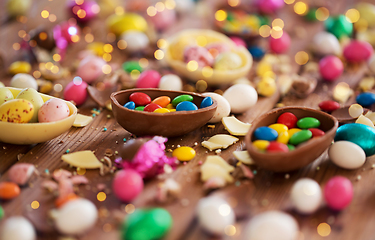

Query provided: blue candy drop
[124,101,135,110]
[248,46,265,60]
[356,92,375,107]
[254,126,278,141]
[176,101,198,111]
[200,97,213,108]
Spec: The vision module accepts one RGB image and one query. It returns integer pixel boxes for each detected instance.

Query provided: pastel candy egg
[291,178,322,214]
[184,46,214,68]
[8,61,31,75]
[10,73,38,90]
[129,92,151,106]
[329,141,366,169]
[136,70,161,88]
[54,199,98,235]
[254,126,278,141]
[121,30,150,52]
[200,96,213,108]
[106,13,148,36]
[158,74,183,91]
[325,15,353,39]
[149,8,176,31]
[335,123,375,156]
[113,169,143,202]
[269,32,291,54]
[8,163,36,185]
[0,216,36,240]
[214,52,243,71]
[343,40,373,62]
[197,196,235,235]
[176,101,198,111]
[38,98,70,123]
[297,117,320,129]
[0,99,34,123]
[223,84,258,114]
[356,92,375,107]
[318,100,340,113]
[202,92,230,123]
[16,88,44,123]
[244,211,298,240]
[277,112,297,129]
[0,88,14,105]
[324,176,353,210]
[121,208,172,240]
[76,56,106,84]
[312,32,341,56]
[63,77,88,106]
[319,55,344,81]
[0,182,21,200]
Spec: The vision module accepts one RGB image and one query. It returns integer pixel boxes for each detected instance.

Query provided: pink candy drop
[257,0,285,14]
[136,70,161,88]
[269,32,291,54]
[343,40,374,63]
[324,176,353,211]
[112,169,144,202]
[319,55,344,81]
[63,77,88,106]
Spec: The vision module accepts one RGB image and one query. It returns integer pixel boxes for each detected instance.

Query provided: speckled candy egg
[149,8,176,31]
[0,88,14,105]
[312,32,341,56]
[223,84,258,114]
[10,74,38,90]
[184,46,214,68]
[0,99,34,123]
[76,56,106,84]
[197,196,235,235]
[136,70,161,88]
[158,74,183,91]
[291,178,322,214]
[0,216,36,240]
[38,98,70,123]
[63,77,88,106]
[54,198,98,235]
[328,141,366,169]
[244,211,299,240]
[214,52,243,71]
[202,92,231,123]
[16,88,44,123]
[120,30,150,52]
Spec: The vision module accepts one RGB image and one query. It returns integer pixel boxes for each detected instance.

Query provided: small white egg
[120,30,150,52]
[291,178,322,214]
[10,73,38,90]
[158,74,183,91]
[328,141,366,169]
[197,196,235,235]
[0,216,36,240]
[54,198,98,235]
[223,84,257,114]
[312,32,341,56]
[202,92,231,123]
[244,211,298,240]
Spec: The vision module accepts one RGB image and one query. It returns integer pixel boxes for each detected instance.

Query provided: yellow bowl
[0,87,77,145]
[165,29,253,85]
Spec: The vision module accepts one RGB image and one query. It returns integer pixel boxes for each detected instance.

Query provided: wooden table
[1,0,375,239]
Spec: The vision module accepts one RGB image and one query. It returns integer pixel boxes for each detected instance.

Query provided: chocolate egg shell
[331,106,370,125]
[110,89,217,137]
[120,138,150,160]
[245,107,338,172]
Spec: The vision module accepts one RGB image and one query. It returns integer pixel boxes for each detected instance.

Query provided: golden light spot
[165,0,176,9]
[317,223,331,237]
[259,25,271,38]
[202,66,213,78]
[154,49,164,60]
[196,80,208,92]
[77,168,86,175]
[39,32,48,40]
[345,8,360,23]
[45,62,54,70]
[72,5,80,14]
[13,43,20,51]
[53,54,61,62]
[102,64,112,74]
[17,16,28,23]
[147,6,157,17]
[271,29,283,39]
[117,39,127,50]
[218,204,231,216]
[103,44,113,53]
[224,225,236,236]
[125,204,135,214]
[75,0,84,5]
[107,33,116,42]
[196,36,207,47]
[187,60,198,72]
[51,65,59,74]
[215,10,227,22]
[157,39,167,49]
[97,192,107,202]
[103,223,112,232]
[155,2,165,12]
[284,0,295,4]
[29,40,36,47]
[272,18,284,29]
[91,4,100,14]
[115,6,124,15]
[33,71,41,79]
[102,53,112,62]
[139,58,149,68]
[228,0,240,7]
[77,9,87,18]
[31,201,40,209]
[316,7,329,21]
[130,70,141,80]
[294,2,308,16]
[85,33,94,43]
[71,35,80,43]
[41,10,50,18]
[49,14,57,22]
[18,30,26,38]
[54,84,63,92]
[295,51,309,65]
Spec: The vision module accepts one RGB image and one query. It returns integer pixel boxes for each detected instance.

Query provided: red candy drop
[277,112,298,129]
[269,32,291,54]
[318,100,340,113]
[324,176,353,211]
[266,141,289,153]
[144,103,162,112]
[309,128,325,137]
[129,92,151,106]
[319,55,343,81]
[343,40,373,63]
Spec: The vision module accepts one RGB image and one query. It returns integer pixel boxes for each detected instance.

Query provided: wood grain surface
[1,0,375,240]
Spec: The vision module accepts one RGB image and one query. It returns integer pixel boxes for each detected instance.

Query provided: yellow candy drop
[252,140,270,150]
[9,61,31,75]
[257,77,277,97]
[153,108,170,113]
[288,128,301,137]
[172,146,196,161]
[106,13,148,36]
[276,131,290,144]
[269,123,288,134]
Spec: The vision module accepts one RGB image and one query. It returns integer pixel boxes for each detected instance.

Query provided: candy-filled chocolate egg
[0,88,14,104]
[0,99,34,123]
[38,98,70,123]
[10,74,38,90]
[16,88,44,123]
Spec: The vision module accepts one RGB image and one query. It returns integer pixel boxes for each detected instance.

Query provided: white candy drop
[312,32,341,56]
[329,141,366,169]
[223,84,258,114]
[10,73,38,90]
[291,178,322,214]
[158,74,183,91]
[202,92,231,123]
[197,196,235,235]
[120,30,149,52]
[1,216,36,240]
